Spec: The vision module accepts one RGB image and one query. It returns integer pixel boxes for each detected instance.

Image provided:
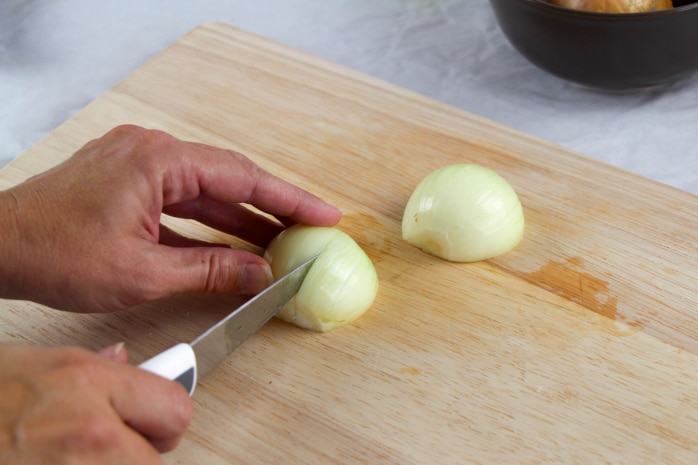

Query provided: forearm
[0,188,22,299]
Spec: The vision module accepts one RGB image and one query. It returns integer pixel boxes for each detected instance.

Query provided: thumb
[159,247,274,296]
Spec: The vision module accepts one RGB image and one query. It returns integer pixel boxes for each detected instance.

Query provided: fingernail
[98,341,125,359]
[240,263,274,295]
[113,341,125,357]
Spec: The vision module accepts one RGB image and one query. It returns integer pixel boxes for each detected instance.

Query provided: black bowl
[489,0,698,90]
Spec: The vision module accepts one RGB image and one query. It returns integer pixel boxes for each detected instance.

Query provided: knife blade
[138,255,317,395]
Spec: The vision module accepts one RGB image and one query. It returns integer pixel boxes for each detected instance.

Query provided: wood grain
[1,23,697,464]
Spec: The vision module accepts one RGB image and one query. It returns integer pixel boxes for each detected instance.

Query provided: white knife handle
[138,343,197,396]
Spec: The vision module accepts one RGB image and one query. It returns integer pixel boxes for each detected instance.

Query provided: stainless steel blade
[189,255,316,378]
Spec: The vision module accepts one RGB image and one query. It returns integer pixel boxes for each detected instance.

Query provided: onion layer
[264,225,378,332]
[402,164,524,262]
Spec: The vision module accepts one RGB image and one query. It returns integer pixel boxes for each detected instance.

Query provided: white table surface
[2,0,697,194]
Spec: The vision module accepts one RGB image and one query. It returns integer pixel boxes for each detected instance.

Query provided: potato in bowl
[550,0,673,13]
[489,0,698,90]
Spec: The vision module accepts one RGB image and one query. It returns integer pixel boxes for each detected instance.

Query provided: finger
[227,161,343,226]
[105,363,193,453]
[153,246,273,296]
[13,345,191,457]
[0,344,112,377]
[164,141,342,226]
[111,429,168,465]
[163,197,285,248]
[65,411,168,464]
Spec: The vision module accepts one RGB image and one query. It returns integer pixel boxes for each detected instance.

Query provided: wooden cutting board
[2,23,698,464]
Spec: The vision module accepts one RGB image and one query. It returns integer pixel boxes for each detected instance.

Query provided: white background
[2,0,696,194]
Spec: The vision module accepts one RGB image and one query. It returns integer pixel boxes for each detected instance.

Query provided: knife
[138,255,316,395]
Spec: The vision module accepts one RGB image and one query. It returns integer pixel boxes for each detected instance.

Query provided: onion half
[402,164,524,262]
[264,225,378,332]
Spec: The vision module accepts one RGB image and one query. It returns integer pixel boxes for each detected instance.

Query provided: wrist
[0,189,23,299]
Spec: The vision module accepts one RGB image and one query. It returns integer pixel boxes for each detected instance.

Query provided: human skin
[0,125,342,463]
[0,124,342,313]
[0,343,191,464]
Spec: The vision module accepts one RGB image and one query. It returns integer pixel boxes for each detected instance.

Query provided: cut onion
[264,225,378,332]
[402,164,524,262]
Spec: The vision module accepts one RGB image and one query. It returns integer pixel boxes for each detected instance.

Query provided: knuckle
[55,346,95,368]
[107,123,145,138]
[201,251,237,294]
[130,253,174,302]
[129,129,186,183]
[136,128,178,150]
[109,124,175,147]
[77,413,126,451]
[237,152,262,180]
[226,149,262,186]
[52,347,108,387]
[106,125,179,165]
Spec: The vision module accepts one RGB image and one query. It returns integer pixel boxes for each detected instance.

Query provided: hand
[0,125,341,313]
[0,343,192,464]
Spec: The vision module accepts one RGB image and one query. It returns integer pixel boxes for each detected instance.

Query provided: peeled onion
[402,164,524,262]
[263,225,378,332]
